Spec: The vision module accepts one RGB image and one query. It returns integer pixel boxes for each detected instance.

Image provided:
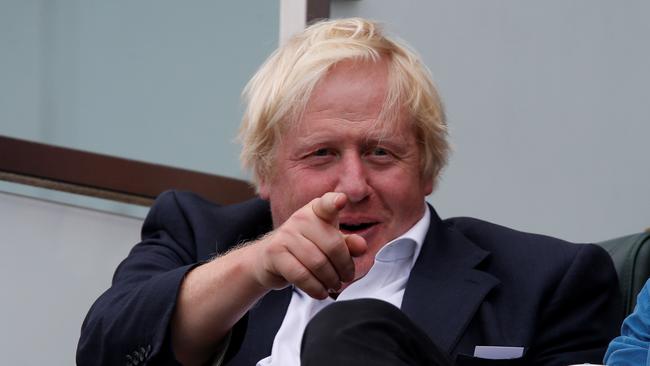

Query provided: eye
[365,146,396,165]
[371,147,388,156]
[313,148,330,157]
[302,147,336,167]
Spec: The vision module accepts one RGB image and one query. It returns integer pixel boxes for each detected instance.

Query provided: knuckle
[322,233,345,253]
[260,235,283,255]
[268,227,297,248]
[274,225,291,237]
[309,196,321,206]
[331,234,346,248]
[293,205,309,218]
[288,267,312,284]
[311,256,330,272]
[290,209,312,224]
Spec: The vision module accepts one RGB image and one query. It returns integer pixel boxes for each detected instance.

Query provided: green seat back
[596,232,650,318]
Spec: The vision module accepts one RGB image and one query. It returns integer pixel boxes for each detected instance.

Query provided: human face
[259,59,433,278]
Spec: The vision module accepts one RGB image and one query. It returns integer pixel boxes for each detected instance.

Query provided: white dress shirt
[257,206,430,366]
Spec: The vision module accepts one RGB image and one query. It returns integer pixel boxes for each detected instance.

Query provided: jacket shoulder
[442,216,613,282]
[147,190,273,255]
[444,216,590,254]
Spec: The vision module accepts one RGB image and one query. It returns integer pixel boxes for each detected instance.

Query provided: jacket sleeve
[76,191,204,366]
[530,243,624,366]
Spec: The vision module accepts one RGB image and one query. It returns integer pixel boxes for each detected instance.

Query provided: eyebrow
[295,131,401,145]
[292,132,410,157]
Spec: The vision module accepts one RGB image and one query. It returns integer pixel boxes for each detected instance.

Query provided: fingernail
[330,192,341,206]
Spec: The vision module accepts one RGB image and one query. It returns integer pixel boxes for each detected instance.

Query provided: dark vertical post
[307,0,330,22]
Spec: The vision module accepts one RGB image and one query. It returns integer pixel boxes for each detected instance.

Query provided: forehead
[288,59,412,141]
[306,59,388,113]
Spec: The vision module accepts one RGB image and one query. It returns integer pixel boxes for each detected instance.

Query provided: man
[77,18,622,365]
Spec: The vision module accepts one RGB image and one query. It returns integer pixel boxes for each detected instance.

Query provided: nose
[335,153,371,203]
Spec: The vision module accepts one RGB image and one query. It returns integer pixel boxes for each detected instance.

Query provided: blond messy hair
[239,17,449,189]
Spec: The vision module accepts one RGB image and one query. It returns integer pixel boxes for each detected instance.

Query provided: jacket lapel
[401,205,500,353]
[225,287,292,365]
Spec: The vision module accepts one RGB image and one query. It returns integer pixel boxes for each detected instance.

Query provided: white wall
[332,0,650,242]
[0,192,142,365]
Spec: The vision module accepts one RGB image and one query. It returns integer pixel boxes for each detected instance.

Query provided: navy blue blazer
[77,190,622,365]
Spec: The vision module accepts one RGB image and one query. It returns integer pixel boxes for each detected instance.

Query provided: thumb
[344,234,368,257]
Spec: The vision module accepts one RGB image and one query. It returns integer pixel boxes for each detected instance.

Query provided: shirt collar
[374,202,430,264]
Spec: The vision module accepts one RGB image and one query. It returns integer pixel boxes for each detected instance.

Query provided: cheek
[269,169,338,220]
[370,170,427,207]
[293,171,337,199]
[370,170,417,194]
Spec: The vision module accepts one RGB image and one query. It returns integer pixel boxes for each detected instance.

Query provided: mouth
[339,222,378,235]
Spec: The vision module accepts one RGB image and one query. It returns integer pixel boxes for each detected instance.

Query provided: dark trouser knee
[301,298,452,366]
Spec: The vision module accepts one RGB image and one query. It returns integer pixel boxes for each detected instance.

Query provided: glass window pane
[1,0,279,181]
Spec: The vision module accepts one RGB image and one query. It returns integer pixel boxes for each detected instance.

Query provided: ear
[423,176,434,196]
[258,177,271,200]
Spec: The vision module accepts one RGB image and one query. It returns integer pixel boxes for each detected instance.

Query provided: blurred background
[1,0,648,364]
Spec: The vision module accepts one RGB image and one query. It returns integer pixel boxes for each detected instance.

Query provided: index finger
[311,192,347,225]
